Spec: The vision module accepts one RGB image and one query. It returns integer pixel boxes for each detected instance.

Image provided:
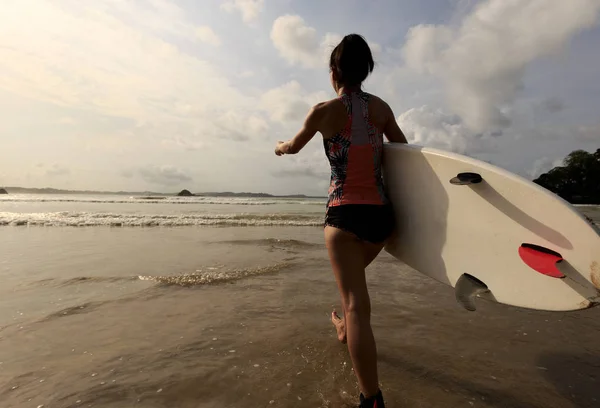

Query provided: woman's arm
[275,104,323,155]
[383,102,408,144]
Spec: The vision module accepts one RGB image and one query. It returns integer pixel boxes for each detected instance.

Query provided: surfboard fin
[455,274,490,311]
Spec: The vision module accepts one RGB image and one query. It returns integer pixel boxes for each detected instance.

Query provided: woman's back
[323,90,388,207]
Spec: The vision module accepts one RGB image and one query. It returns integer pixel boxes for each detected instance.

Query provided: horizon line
[0,186,327,198]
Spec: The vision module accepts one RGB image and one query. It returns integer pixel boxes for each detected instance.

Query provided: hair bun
[329,34,374,87]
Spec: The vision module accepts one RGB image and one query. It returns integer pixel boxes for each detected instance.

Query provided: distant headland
[0,186,325,199]
[176,189,320,199]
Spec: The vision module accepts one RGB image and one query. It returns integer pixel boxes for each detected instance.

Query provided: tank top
[324,90,389,208]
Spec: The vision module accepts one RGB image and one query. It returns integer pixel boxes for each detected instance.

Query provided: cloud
[120,169,135,179]
[528,157,565,179]
[196,26,221,47]
[161,136,206,151]
[402,0,600,132]
[275,150,330,183]
[0,0,252,132]
[216,112,270,141]
[277,166,328,180]
[136,165,192,186]
[541,97,565,114]
[576,124,600,142]
[90,0,207,42]
[238,70,255,78]
[270,15,380,70]
[44,164,71,177]
[271,15,323,68]
[56,117,76,125]
[397,105,498,155]
[221,0,264,24]
[261,80,329,124]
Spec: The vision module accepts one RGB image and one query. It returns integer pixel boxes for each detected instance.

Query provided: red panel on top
[341,145,384,205]
[518,245,565,278]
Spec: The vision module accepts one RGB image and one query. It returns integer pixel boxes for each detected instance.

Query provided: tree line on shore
[533,148,599,205]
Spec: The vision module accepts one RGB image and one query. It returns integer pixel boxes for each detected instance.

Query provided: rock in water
[177,189,193,197]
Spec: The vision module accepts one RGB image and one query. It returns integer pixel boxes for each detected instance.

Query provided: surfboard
[382,143,600,312]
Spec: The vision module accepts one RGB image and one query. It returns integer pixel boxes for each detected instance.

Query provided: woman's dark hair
[329,34,374,87]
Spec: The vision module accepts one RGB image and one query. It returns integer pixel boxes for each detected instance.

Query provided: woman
[274,33,407,408]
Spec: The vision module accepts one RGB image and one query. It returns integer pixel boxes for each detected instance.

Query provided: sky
[1,0,599,195]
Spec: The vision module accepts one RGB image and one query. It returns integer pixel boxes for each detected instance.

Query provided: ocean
[1,195,599,408]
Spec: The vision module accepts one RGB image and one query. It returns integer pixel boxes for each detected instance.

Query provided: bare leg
[331,240,384,344]
[325,226,384,398]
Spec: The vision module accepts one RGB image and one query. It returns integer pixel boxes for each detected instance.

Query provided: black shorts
[324,204,395,244]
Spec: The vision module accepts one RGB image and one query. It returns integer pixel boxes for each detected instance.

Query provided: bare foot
[331,310,347,344]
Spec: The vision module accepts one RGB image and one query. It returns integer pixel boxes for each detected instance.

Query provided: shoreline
[1,187,326,199]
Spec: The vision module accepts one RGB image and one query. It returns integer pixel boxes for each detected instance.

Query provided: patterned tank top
[324,90,389,207]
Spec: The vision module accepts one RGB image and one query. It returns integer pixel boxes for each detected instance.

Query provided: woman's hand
[275,141,287,156]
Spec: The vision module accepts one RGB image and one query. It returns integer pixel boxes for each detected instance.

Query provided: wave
[23,262,292,293]
[0,211,323,227]
[139,263,291,287]
[26,276,137,288]
[0,196,326,206]
[217,238,321,249]
[32,288,163,325]
[39,301,105,321]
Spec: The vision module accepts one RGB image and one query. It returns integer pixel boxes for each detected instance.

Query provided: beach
[0,195,599,408]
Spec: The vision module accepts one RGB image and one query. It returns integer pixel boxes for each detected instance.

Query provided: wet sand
[1,225,599,408]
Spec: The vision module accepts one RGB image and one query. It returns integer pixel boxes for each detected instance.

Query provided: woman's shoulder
[315,97,343,108]
[312,92,387,108]
[309,97,345,117]
[363,92,388,106]
[306,97,349,134]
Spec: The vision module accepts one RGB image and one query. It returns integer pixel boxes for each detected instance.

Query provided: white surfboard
[382,143,600,312]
